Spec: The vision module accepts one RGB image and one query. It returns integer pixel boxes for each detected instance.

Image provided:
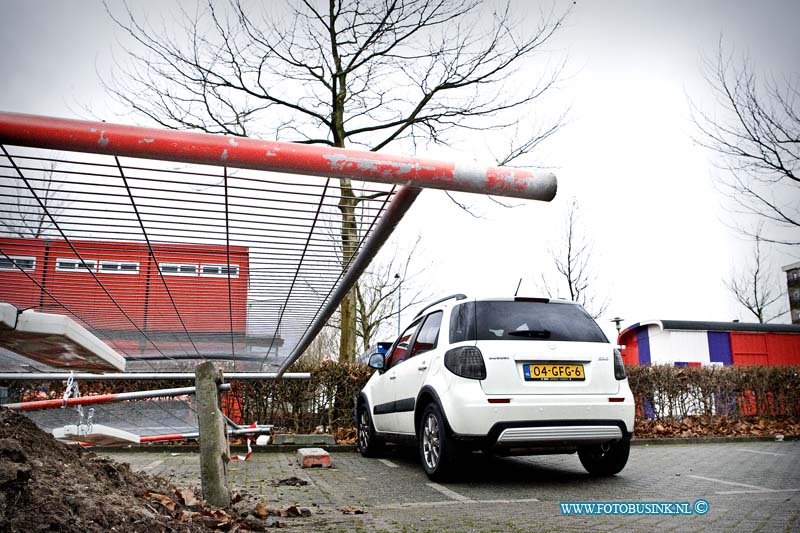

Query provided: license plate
[524,363,584,381]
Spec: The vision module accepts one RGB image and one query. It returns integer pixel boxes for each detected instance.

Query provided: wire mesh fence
[21,396,200,439]
[1,144,396,373]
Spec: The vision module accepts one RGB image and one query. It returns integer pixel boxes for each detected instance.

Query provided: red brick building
[0,237,250,357]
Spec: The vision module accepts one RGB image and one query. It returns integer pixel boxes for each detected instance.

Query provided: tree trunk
[338,177,358,362]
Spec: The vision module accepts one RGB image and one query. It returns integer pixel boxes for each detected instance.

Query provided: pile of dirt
[635,415,800,439]
[0,409,296,532]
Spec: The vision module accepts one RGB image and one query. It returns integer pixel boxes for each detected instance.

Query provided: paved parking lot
[104,441,800,532]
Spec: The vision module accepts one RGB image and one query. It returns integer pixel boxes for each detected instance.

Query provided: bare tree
[354,238,429,351]
[323,237,430,355]
[538,198,609,319]
[104,0,569,361]
[0,162,67,238]
[297,324,340,364]
[725,229,786,323]
[693,44,799,246]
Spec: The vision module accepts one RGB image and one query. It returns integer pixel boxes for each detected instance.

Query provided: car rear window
[449,301,608,343]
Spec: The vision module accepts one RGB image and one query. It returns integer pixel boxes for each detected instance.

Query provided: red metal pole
[5,393,124,411]
[0,112,556,201]
[139,433,195,443]
[139,427,267,443]
[3,384,231,410]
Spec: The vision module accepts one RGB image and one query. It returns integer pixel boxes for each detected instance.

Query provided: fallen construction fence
[1,360,371,433]
[1,379,272,445]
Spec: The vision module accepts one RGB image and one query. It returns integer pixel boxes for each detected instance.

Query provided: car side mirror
[368,353,385,370]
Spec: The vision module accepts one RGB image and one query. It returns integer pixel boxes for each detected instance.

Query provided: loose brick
[297,447,331,468]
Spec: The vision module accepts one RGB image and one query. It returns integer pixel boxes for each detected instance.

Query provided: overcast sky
[1,0,798,342]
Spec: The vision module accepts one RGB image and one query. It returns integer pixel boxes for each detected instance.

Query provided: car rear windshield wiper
[507,328,551,339]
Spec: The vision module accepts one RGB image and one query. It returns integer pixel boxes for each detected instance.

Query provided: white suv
[356,295,635,480]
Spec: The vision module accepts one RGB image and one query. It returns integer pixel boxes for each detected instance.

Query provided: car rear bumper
[496,424,623,444]
[439,380,635,441]
[452,419,632,452]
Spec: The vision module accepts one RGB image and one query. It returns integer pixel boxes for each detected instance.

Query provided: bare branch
[692,41,799,247]
[0,161,69,239]
[724,226,787,323]
[538,198,609,319]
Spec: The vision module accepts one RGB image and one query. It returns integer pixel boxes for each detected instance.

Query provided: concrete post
[195,361,231,508]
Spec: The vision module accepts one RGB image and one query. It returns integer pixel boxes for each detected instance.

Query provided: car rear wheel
[357,404,384,457]
[419,403,457,480]
[578,438,630,476]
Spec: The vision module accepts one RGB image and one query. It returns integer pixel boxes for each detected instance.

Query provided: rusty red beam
[2,384,231,410]
[139,426,267,443]
[139,433,195,443]
[0,112,556,201]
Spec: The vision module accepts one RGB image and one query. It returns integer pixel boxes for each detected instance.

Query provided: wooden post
[195,361,231,508]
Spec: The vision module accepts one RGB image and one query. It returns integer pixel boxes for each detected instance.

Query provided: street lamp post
[610,317,624,336]
[394,273,401,336]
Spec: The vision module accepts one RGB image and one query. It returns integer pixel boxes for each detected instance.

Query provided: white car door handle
[418,364,428,371]
[389,375,396,380]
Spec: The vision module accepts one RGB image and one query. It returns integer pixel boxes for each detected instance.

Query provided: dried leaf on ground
[254,502,272,518]
[145,492,176,511]
[202,508,231,520]
[283,505,311,517]
[335,427,357,444]
[271,476,309,487]
[635,415,800,439]
[175,510,194,522]
[174,487,198,507]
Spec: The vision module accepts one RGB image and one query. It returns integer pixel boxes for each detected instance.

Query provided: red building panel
[619,330,639,366]
[0,238,47,311]
[765,334,800,365]
[141,243,249,333]
[0,237,249,336]
[730,333,769,366]
[731,332,800,366]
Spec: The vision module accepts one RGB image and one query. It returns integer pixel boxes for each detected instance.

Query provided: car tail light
[613,348,626,380]
[444,346,486,380]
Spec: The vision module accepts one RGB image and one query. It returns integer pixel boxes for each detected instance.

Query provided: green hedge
[4,363,798,432]
[626,365,800,420]
[228,360,372,432]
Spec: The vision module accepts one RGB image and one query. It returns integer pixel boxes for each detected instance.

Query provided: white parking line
[141,459,164,471]
[717,488,800,495]
[383,497,540,510]
[378,459,399,468]
[426,482,474,502]
[384,500,464,510]
[735,448,786,457]
[480,498,540,504]
[688,475,777,492]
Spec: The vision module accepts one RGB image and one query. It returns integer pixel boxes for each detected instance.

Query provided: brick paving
[103,441,800,532]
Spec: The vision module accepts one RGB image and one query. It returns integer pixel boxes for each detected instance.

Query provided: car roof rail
[414,294,467,318]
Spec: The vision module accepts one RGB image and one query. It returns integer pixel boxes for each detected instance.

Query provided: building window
[792,270,799,282]
[200,264,239,278]
[159,263,197,276]
[99,261,140,274]
[56,258,97,272]
[793,289,800,301]
[0,256,36,271]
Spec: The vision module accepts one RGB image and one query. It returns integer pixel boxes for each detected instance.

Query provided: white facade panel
[647,326,710,365]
